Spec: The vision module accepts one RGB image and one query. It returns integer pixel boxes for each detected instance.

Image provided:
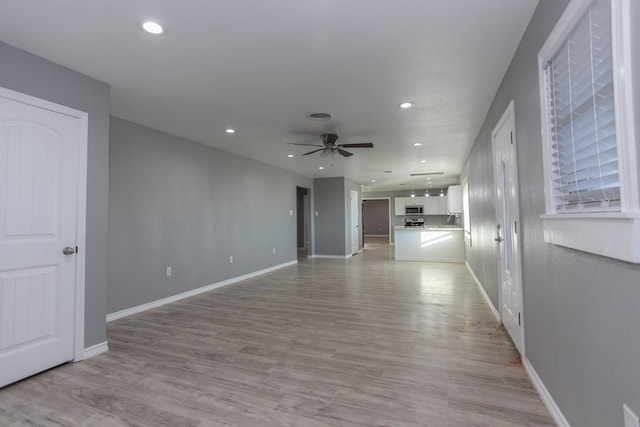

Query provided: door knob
[494,224,503,243]
[63,247,76,255]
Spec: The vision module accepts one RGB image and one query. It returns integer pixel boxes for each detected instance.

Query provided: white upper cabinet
[423,196,448,215]
[395,195,448,215]
[394,197,409,215]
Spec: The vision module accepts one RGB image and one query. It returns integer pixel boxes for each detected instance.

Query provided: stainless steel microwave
[405,205,424,215]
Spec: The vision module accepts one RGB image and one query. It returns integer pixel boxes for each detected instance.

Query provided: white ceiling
[0,0,538,192]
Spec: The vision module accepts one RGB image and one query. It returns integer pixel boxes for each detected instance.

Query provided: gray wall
[108,117,313,313]
[313,177,347,256]
[462,1,640,426]
[0,42,110,348]
[313,177,363,256]
[363,199,390,236]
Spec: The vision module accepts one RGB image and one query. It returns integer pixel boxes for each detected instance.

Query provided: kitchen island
[394,226,465,262]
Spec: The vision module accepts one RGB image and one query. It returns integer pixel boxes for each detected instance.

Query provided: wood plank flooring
[0,241,555,426]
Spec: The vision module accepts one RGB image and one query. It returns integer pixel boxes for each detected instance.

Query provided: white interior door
[492,101,524,355]
[350,190,359,255]
[0,91,83,387]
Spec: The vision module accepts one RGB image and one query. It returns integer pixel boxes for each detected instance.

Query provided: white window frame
[538,0,640,263]
[462,176,471,245]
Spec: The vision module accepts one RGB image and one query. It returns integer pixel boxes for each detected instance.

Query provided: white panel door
[0,94,81,387]
[492,101,524,354]
[350,190,359,254]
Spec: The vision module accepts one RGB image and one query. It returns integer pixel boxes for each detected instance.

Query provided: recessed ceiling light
[412,142,423,146]
[371,180,376,183]
[141,20,165,35]
[427,177,431,180]
[318,166,325,170]
[420,159,427,163]
[287,154,294,158]
[398,101,415,109]
[225,128,236,134]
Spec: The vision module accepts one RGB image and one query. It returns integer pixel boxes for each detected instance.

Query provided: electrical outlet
[289,210,293,216]
[272,247,276,254]
[229,255,233,264]
[624,404,639,427]
[315,211,319,216]
[166,267,172,277]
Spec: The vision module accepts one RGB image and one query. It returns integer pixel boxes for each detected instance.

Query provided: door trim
[350,190,359,255]
[491,100,525,355]
[0,87,88,362]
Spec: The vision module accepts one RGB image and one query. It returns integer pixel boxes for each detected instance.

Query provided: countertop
[394,225,463,231]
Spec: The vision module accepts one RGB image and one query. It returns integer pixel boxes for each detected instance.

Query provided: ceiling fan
[288,133,373,157]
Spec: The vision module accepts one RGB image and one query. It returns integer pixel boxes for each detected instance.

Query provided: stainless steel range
[404,217,425,227]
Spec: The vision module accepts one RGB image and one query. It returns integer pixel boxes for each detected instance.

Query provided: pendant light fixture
[425,180,430,197]
[410,176,415,198]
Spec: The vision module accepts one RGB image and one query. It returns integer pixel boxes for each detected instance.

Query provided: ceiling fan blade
[337,148,353,157]
[410,172,444,176]
[302,148,325,156]
[339,143,374,148]
[288,143,324,147]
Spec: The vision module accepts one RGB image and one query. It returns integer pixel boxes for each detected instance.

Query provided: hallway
[0,243,553,426]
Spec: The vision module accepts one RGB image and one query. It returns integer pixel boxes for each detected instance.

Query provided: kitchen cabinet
[423,196,447,214]
[394,197,408,215]
[394,196,426,215]
[395,195,446,215]
[394,226,465,262]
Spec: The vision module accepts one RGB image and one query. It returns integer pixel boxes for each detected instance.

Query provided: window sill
[541,213,640,263]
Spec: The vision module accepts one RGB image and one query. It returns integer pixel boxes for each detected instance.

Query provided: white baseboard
[82,341,109,360]
[523,356,570,427]
[310,254,352,259]
[465,261,500,322]
[107,260,298,322]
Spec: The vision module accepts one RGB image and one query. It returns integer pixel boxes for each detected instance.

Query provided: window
[462,178,471,244]
[544,0,618,213]
[538,0,640,263]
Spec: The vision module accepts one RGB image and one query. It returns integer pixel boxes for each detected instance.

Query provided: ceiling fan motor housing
[321,133,339,146]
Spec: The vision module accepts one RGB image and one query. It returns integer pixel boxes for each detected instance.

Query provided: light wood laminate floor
[0,242,554,426]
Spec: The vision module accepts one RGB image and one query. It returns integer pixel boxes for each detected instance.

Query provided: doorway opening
[362,198,391,246]
[296,186,311,260]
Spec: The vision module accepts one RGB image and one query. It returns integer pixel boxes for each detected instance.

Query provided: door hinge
[510,131,514,144]
[514,221,517,234]
[75,246,79,254]
[518,312,521,326]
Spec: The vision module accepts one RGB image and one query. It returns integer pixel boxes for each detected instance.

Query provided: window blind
[544,0,619,212]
